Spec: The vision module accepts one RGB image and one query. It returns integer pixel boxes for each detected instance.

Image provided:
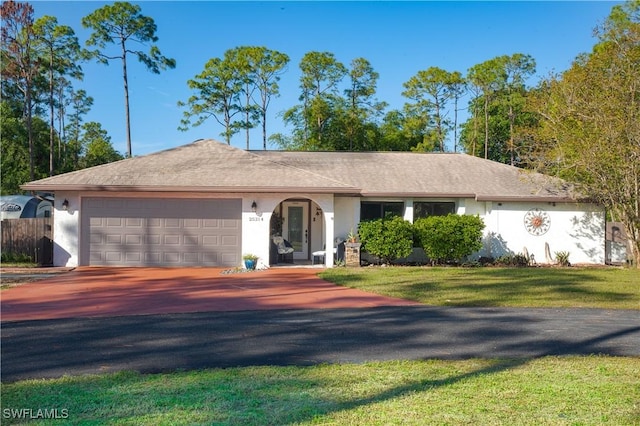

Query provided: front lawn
[1,356,638,425]
[320,266,639,310]
[2,266,638,424]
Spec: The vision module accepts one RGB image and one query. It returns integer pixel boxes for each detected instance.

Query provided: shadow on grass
[1,359,524,425]
[321,267,637,308]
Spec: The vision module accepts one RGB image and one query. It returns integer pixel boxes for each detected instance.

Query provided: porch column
[324,198,335,267]
[404,199,414,223]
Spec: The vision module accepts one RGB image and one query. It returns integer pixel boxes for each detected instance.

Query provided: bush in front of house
[414,214,485,264]
[358,216,414,264]
[494,253,530,267]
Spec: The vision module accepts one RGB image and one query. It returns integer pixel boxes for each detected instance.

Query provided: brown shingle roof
[22,139,578,201]
[254,150,577,201]
[21,139,356,194]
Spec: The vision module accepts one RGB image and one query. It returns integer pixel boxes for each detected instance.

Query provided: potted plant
[243,253,259,270]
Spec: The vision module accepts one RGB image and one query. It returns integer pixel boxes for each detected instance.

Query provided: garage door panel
[90,233,103,244]
[184,219,199,228]
[202,236,219,246]
[220,253,236,264]
[126,218,143,227]
[184,235,199,246]
[83,198,241,266]
[221,235,238,246]
[105,251,123,262]
[126,252,142,262]
[145,235,161,245]
[125,234,143,245]
[164,252,180,263]
[106,218,122,227]
[222,220,239,229]
[164,235,180,245]
[106,234,122,245]
[203,219,219,228]
[164,218,180,228]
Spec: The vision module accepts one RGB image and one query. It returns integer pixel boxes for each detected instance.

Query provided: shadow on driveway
[2,306,639,382]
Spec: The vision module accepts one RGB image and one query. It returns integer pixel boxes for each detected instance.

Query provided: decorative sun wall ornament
[524,208,551,236]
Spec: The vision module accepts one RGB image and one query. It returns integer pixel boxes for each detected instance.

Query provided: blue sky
[33,1,619,156]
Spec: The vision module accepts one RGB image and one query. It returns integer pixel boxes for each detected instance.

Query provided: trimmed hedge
[414,214,485,264]
[358,216,414,264]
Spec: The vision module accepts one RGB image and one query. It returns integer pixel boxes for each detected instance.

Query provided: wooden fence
[1,217,53,265]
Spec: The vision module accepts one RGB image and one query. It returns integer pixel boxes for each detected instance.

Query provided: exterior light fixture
[62,199,69,211]
[251,201,257,213]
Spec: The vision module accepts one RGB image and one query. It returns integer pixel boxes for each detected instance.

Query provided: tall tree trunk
[435,99,444,152]
[453,96,458,153]
[121,40,132,158]
[26,84,35,181]
[262,109,267,150]
[509,103,515,166]
[472,103,478,157]
[483,95,489,159]
[49,54,55,176]
[245,88,250,150]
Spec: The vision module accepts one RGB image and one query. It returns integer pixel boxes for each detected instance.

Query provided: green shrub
[495,253,530,267]
[1,252,34,264]
[414,214,485,264]
[358,216,414,264]
[555,251,571,267]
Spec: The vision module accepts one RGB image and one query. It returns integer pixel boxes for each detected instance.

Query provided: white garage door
[82,198,241,266]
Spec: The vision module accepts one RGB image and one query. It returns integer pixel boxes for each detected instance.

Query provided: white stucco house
[21,139,605,268]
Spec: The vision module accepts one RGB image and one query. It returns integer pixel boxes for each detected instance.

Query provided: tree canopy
[524,0,640,266]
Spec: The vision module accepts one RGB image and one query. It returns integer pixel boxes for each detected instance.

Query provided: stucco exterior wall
[50,190,604,268]
[332,197,605,265]
[52,191,80,267]
[474,201,605,265]
[334,197,359,241]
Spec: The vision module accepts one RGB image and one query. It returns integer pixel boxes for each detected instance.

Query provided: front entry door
[282,201,309,260]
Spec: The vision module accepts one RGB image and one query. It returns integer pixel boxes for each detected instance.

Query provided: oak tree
[528,0,640,266]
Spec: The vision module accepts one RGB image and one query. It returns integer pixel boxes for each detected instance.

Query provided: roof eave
[359,191,477,198]
[20,184,359,194]
[475,194,579,203]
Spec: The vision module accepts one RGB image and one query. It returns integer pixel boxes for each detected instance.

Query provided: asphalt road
[2,306,639,382]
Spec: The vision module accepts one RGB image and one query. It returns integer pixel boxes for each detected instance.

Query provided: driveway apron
[1,267,419,321]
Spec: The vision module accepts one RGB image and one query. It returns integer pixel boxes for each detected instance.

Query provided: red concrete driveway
[1,267,418,321]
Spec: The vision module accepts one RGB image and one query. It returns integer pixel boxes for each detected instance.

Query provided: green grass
[320,266,640,310]
[0,262,38,268]
[1,356,638,425]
